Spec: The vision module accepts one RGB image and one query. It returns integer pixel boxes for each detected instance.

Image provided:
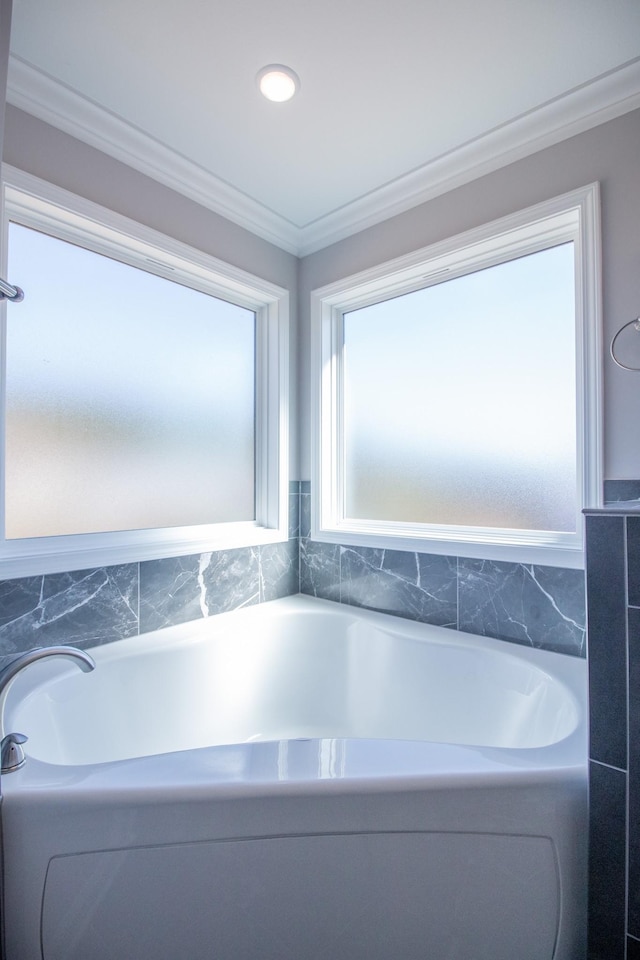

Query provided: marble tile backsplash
[0,486,301,665]
[299,484,586,658]
[0,481,586,661]
[140,539,299,633]
[0,565,139,655]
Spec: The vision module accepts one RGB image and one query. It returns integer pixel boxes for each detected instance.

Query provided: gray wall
[0,1,10,163]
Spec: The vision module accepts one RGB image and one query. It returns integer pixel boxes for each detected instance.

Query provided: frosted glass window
[5,223,255,539]
[312,185,601,567]
[343,244,576,533]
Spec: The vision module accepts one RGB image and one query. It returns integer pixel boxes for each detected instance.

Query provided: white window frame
[311,184,602,569]
[0,166,290,577]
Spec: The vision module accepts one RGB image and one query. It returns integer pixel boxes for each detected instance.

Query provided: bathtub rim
[0,594,587,798]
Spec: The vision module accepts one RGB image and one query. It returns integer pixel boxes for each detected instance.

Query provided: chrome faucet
[0,646,96,773]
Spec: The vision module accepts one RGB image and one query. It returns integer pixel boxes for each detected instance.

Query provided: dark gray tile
[588,761,627,960]
[586,515,627,769]
[299,539,340,601]
[299,481,311,495]
[458,558,585,656]
[260,540,299,602]
[628,516,640,608]
[0,565,138,653]
[340,546,457,627]
[627,937,640,960]
[628,606,640,940]
[604,479,640,504]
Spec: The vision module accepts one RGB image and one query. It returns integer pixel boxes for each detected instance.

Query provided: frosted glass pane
[5,224,255,539]
[343,244,576,532]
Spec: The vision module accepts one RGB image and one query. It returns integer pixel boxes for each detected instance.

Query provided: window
[0,168,289,576]
[311,185,601,568]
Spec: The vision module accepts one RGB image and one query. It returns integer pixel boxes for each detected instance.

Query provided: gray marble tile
[288,489,300,540]
[0,565,139,655]
[140,547,260,632]
[0,576,43,630]
[458,558,586,656]
[340,546,457,627]
[201,547,261,615]
[299,539,340,601]
[139,554,202,632]
[300,488,311,539]
[260,540,299,602]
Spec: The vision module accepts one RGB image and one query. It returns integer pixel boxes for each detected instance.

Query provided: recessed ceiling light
[257,64,300,103]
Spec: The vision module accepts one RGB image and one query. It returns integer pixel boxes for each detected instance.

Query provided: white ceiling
[6,0,640,254]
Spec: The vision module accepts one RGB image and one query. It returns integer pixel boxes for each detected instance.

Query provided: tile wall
[585,506,640,959]
[0,485,301,666]
[299,483,586,658]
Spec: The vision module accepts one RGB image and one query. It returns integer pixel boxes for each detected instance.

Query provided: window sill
[311,523,585,569]
[0,523,289,579]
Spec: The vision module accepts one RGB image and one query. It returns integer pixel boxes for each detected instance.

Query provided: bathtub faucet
[0,646,96,774]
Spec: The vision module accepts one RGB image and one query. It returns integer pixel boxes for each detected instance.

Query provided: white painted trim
[6,55,640,256]
[0,168,290,577]
[6,57,301,255]
[298,61,640,255]
[310,185,603,568]
[0,524,289,581]
[3,166,288,307]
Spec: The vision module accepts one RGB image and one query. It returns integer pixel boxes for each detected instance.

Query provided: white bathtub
[0,595,587,960]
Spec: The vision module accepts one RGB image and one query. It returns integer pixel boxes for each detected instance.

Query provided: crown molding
[6,56,301,254]
[297,59,640,255]
[6,55,640,257]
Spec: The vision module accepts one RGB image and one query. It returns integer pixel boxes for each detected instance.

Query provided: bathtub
[0,595,587,960]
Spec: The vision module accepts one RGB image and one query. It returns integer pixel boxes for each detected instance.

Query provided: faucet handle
[1,732,28,774]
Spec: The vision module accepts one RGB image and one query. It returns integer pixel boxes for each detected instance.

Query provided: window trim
[310,184,602,569]
[0,166,290,577]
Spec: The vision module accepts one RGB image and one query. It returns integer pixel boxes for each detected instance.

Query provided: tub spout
[0,646,96,774]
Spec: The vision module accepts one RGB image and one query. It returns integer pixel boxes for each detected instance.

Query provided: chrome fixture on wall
[0,276,23,302]
[610,316,640,371]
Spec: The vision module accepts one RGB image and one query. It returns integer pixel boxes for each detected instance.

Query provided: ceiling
[6,0,640,255]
